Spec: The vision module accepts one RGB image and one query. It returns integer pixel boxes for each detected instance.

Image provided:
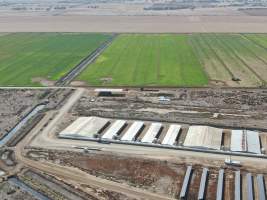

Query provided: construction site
[0,86,265,200]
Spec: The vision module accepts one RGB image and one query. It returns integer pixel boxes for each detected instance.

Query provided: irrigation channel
[8,177,51,200]
[0,104,45,147]
[55,34,117,86]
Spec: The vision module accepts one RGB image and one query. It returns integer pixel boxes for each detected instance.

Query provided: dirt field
[0,89,46,139]
[240,8,267,16]
[1,15,267,33]
[9,87,267,200]
[17,169,132,200]
[26,148,267,200]
[0,89,73,140]
[73,88,267,130]
[0,181,36,200]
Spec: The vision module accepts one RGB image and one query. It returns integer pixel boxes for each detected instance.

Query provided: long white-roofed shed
[59,117,109,138]
[78,117,109,137]
[121,121,144,141]
[183,126,222,150]
[60,117,91,136]
[141,123,162,143]
[102,120,126,140]
[162,124,181,145]
[247,130,261,154]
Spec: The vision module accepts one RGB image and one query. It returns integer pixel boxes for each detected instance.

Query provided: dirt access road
[15,88,174,200]
[1,15,267,33]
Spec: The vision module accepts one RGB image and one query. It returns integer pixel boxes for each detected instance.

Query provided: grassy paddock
[0,33,111,86]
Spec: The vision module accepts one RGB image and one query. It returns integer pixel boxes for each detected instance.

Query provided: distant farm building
[94,88,125,97]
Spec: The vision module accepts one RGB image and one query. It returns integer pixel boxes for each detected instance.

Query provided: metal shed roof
[235,171,241,200]
[94,88,124,93]
[247,130,261,154]
[216,169,224,200]
[78,117,109,137]
[121,121,144,141]
[141,123,162,143]
[231,130,245,152]
[59,117,92,136]
[179,166,192,199]
[102,120,126,140]
[246,173,254,200]
[198,168,209,200]
[257,174,266,200]
[162,124,181,145]
[183,126,222,150]
[231,130,261,154]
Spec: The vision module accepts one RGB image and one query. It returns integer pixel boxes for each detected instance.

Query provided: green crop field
[2,33,267,87]
[0,33,111,86]
[78,34,208,87]
[79,33,267,87]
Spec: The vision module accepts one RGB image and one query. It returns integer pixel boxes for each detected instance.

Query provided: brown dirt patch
[32,77,55,86]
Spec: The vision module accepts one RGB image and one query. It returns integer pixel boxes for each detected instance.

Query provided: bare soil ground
[25,148,267,200]
[0,89,46,139]
[24,149,201,198]
[17,169,132,200]
[31,77,56,87]
[1,15,267,33]
[240,8,267,16]
[73,88,267,130]
[0,181,36,200]
[0,89,73,140]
